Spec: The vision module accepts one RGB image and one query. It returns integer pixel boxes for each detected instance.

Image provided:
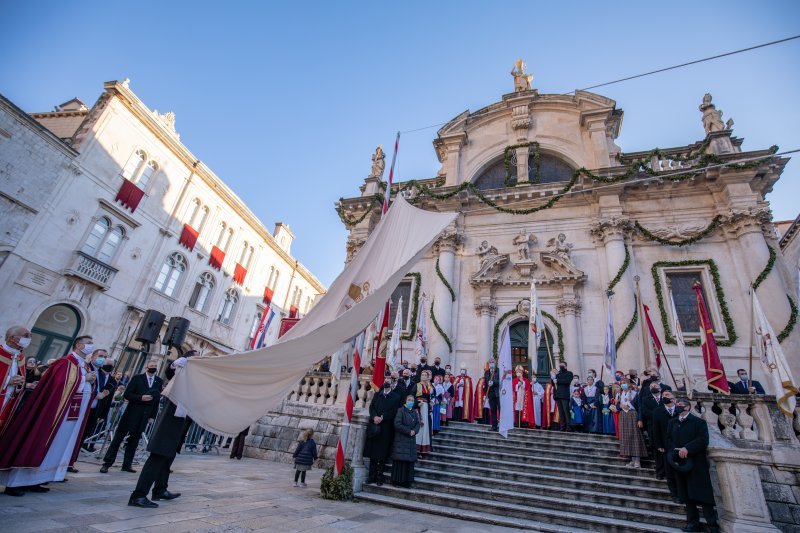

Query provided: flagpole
[749,286,755,385]
[635,276,651,372]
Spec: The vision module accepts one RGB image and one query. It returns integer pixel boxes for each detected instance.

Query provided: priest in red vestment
[543,378,558,430]
[1,326,31,429]
[512,366,534,427]
[453,367,474,422]
[0,335,96,496]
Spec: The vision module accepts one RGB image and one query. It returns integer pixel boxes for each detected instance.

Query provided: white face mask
[81,343,95,355]
[17,337,32,349]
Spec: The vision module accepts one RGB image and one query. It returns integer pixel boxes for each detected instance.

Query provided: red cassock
[543,381,559,429]
[0,346,25,429]
[473,377,486,423]
[512,377,535,425]
[453,375,474,422]
[0,355,86,469]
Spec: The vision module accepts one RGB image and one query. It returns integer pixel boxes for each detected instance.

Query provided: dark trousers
[556,399,571,430]
[685,499,718,528]
[654,448,666,478]
[453,406,463,421]
[664,463,679,499]
[131,453,174,499]
[488,396,499,429]
[368,459,386,482]
[103,429,142,468]
[230,429,248,459]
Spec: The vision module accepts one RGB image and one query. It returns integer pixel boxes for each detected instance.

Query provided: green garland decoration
[429,299,452,353]
[503,141,541,186]
[651,259,737,347]
[607,244,630,295]
[752,245,777,291]
[401,272,421,341]
[435,257,456,302]
[335,193,383,227]
[778,295,797,343]
[615,295,638,351]
[491,300,564,362]
[635,216,723,247]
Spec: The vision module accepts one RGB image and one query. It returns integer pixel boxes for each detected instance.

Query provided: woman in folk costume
[600,385,616,435]
[617,381,647,468]
[582,375,601,433]
[441,371,454,425]
[610,382,622,439]
[532,379,545,429]
[569,389,584,431]
[431,375,444,434]
[542,376,558,430]
[512,366,534,428]
[453,366,474,422]
[415,370,433,456]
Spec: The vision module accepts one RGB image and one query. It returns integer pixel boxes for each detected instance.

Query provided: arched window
[97,226,124,263]
[245,246,255,269]
[267,266,276,287]
[122,149,146,180]
[189,272,215,312]
[188,199,202,226]
[217,288,239,324]
[28,304,81,362]
[239,241,249,264]
[82,217,110,256]
[224,228,234,252]
[137,160,158,189]
[272,270,280,290]
[154,252,187,297]
[215,222,227,247]
[472,152,575,190]
[198,206,209,232]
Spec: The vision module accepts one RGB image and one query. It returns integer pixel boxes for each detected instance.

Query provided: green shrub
[320,463,354,501]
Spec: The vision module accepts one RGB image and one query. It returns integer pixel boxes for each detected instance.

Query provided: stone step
[431,443,657,480]
[444,422,624,449]
[450,420,620,441]
[435,430,625,456]
[358,484,685,533]
[421,452,667,489]
[433,433,652,467]
[411,465,679,511]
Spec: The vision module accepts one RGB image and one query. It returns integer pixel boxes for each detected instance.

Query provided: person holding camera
[101,359,162,474]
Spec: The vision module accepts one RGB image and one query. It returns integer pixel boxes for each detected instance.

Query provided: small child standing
[292,429,318,487]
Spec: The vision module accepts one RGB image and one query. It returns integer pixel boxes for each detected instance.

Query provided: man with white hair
[0,326,30,427]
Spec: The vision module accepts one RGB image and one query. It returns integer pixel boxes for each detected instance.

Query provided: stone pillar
[557,298,582,375]
[515,145,530,184]
[582,114,612,169]
[475,296,497,362]
[431,231,460,364]
[708,448,780,532]
[434,132,467,187]
[349,411,369,492]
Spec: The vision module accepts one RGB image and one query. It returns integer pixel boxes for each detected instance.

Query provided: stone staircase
[356,421,689,532]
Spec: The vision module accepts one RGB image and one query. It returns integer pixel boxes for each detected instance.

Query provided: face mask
[18,337,32,349]
[405,401,415,409]
[382,384,391,391]
[739,374,748,380]
[650,387,660,394]
[403,375,410,380]
[81,344,95,355]
[615,374,622,381]
[102,364,114,372]
[95,357,106,366]
[621,384,629,391]
[434,361,441,366]
[489,364,495,369]
[445,367,451,372]
[675,404,687,414]
[420,359,427,364]
[559,365,566,371]
[460,370,466,375]
[663,398,674,405]
[146,367,157,374]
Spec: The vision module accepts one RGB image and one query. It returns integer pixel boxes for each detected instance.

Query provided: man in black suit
[81,352,118,452]
[731,368,766,395]
[667,399,720,533]
[395,368,415,399]
[651,390,680,501]
[430,357,446,379]
[553,362,573,431]
[365,380,401,485]
[101,359,162,473]
[484,360,501,431]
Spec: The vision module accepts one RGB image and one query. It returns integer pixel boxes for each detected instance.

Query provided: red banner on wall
[179,224,199,251]
[233,263,247,285]
[263,287,274,306]
[278,317,300,338]
[115,179,145,213]
[209,245,225,270]
[289,305,298,319]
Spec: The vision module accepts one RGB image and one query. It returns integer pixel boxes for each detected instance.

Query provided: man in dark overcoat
[365,380,401,485]
[553,362,573,431]
[484,360,501,431]
[666,399,720,533]
[651,390,680,501]
[101,359,162,473]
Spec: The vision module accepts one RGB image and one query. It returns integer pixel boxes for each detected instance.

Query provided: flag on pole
[668,288,696,399]
[498,325,514,438]
[372,301,390,390]
[329,343,348,382]
[693,281,729,394]
[643,304,664,370]
[752,290,798,416]
[387,296,403,371]
[252,308,276,350]
[528,279,544,376]
[382,132,400,214]
[335,333,365,476]
[603,294,617,377]
[414,293,428,362]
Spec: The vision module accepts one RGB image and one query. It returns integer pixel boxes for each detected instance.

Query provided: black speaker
[135,310,166,344]
[163,317,190,347]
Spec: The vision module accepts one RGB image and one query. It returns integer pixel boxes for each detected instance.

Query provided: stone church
[336,62,797,389]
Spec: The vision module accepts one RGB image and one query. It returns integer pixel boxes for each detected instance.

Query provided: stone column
[708,448,780,532]
[349,411,369,492]
[590,212,636,373]
[515,145,530,184]
[431,231,460,364]
[434,132,467,187]
[557,298,582,375]
[475,296,497,362]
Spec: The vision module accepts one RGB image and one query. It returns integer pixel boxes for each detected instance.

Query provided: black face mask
[559,365,566,371]
[420,359,427,364]
[146,368,157,374]
[663,398,674,405]
[102,364,114,372]
[382,385,391,391]
[650,388,660,394]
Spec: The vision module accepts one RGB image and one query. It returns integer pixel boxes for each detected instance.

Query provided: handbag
[366,421,382,438]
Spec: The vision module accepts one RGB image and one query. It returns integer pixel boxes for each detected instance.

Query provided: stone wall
[760,465,800,532]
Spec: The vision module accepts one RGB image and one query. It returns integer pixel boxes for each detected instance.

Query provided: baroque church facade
[337,64,797,389]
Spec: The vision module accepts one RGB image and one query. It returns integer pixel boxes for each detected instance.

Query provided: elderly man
[0,335,97,495]
[1,326,31,428]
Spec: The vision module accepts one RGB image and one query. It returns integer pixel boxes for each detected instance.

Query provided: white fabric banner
[387,296,403,370]
[753,290,798,416]
[528,279,544,376]
[498,326,514,438]
[165,196,457,434]
[603,295,617,377]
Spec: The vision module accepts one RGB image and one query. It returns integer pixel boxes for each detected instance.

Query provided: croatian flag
[252,309,276,350]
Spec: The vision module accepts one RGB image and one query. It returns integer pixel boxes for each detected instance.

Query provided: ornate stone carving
[476,240,499,258]
[66,210,81,226]
[511,105,531,131]
[130,247,142,261]
[540,234,586,284]
[589,217,634,242]
[556,298,582,317]
[474,297,498,316]
[510,58,533,93]
[370,145,385,179]
[513,260,537,278]
[512,229,537,261]
[345,236,366,263]
[471,252,509,285]
[434,231,462,254]
[646,224,708,241]
[720,206,773,238]
[153,109,179,138]
[546,233,573,262]
[699,93,729,134]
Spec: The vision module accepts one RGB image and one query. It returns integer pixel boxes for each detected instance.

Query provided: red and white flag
[693,281,729,394]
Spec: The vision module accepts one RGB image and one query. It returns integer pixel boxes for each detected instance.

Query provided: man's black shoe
[128,496,158,508]
[121,466,137,473]
[99,466,109,473]
[152,491,181,501]
[67,466,79,473]
[23,485,50,493]
[681,525,701,532]
[3,487,24,497]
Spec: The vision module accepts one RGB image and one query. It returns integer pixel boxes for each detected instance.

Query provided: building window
[122,149,146,180]
[224,228,234,252]
[154,252,187,297]
[138,160,158,189]
[82,217,124,264]
[389,280,413,331]
[266,266,276,287]
[97,226,124,263]
[305,296,313,314]
[189,272,215,312]
[239,241,253,265]
[272,270,280,290]
[666,271,714,334]
[217,288,239,324]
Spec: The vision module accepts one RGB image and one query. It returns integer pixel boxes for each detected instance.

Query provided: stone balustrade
[285,371,374,409]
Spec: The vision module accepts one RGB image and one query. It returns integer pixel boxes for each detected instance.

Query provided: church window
[154,252,187,297]
[389,279,413,332]
[665,270,715,334]
[82,217,124,264]
[217,288,239,324]
[472,152,574,191]
[189,272,215,312]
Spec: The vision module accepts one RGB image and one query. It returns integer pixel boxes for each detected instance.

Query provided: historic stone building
[0,81,325,372]
[337,64,798,390]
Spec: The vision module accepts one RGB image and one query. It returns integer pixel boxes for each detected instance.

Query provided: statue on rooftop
[699,93,728,134]
[511,59,533,93]
[370,145,386,178]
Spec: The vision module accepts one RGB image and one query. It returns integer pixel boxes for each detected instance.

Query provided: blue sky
[2,1,798,286]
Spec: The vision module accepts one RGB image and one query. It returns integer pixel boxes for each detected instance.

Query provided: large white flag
[669,289,696,399]
[603,295,617,377]
[387,296,403,370]
[414,292,428,362]
[329,342,349,383]
[753,290,798,416]
[166,195,458,434]
[528,279,544,376]
[498,326,515,438]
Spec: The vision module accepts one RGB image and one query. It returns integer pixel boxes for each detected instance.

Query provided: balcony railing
[64,251,118,290]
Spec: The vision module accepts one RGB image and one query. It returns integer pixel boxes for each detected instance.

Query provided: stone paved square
[0,453,518,532]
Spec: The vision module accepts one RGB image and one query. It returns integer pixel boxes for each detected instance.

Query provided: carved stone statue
[699,93,728,134]
[512,229,537,260]
[510,59,533,93]
[547,233,573,262]
[370,145,386,178]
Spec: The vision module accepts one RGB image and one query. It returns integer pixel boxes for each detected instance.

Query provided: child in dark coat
[292,429,317,487]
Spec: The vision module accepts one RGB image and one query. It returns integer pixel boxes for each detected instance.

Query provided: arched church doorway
[28,304,81,362]
[509,319,555,383]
